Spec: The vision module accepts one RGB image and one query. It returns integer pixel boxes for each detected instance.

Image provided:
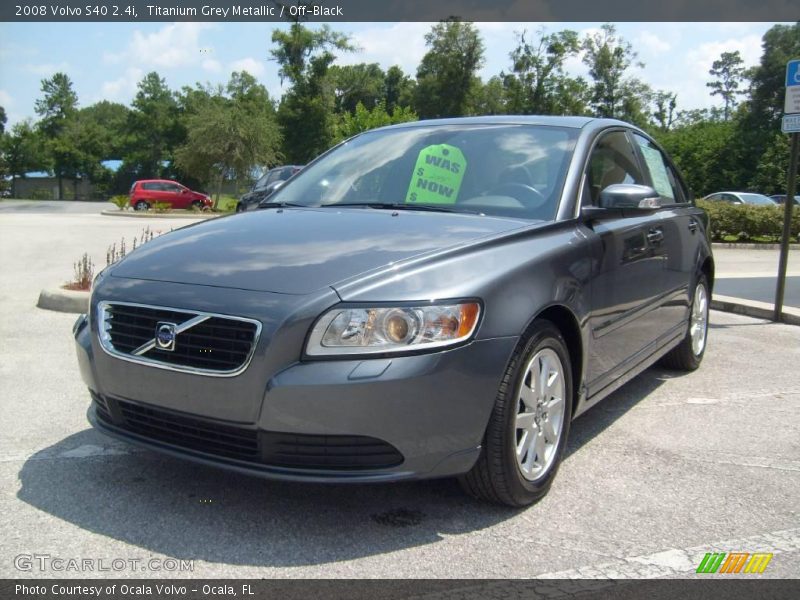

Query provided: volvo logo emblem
[155,322,177,351]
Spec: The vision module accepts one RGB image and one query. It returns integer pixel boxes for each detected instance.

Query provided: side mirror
[599,184,660,210]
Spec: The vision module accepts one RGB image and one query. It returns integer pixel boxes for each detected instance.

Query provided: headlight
[306,302,481,357]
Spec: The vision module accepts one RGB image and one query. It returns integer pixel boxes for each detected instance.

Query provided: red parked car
[129,180,213,211]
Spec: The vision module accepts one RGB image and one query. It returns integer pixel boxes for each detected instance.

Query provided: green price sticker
[405,144,467,205]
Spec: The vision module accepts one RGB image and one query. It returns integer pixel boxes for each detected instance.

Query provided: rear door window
[632,134,685,204]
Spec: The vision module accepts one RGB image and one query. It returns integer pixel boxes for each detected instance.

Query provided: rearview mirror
[599,184,660,210]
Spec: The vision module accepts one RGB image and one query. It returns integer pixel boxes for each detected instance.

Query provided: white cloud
[104,23,216,70]
[340,23,430,75]
[637,31,671,54]
[100,67,144,101]
[665,33,764,109]
[202,58,222,73]
[686,34,763,75]
[229,57,265,77]
[23,62,71,76]
[0,89,13,108]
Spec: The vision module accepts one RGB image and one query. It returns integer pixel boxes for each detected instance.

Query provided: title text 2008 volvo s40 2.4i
[75,116,713,506]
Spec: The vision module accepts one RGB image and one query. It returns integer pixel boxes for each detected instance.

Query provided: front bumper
[75,311,519,482]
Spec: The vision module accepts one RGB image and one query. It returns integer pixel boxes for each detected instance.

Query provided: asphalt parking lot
[1,201,798,579]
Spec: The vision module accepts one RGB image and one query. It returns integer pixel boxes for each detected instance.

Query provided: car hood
[110,207,529,294]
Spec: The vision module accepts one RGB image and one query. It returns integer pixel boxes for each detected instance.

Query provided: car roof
[136,179,179,184]
[375,115,632,133]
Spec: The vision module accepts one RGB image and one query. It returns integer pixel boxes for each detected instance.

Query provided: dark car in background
[129,179,212,211]
[236,165,303,212]
[702,191,776,206]
[76,116,713,506]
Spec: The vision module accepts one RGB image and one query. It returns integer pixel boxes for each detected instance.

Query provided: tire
[459,320,573,507]
[134,200,150,211]
[660,274,710,371]
[191,200,203,210]
[235,203,245,213]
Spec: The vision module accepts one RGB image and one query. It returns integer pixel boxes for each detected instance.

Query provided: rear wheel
[134,200,149,211]
[460,320,573,507]
[660,274,709,371]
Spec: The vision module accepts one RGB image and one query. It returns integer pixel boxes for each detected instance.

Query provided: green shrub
[110,195,129,210]
[29,188,53,200]
[152,201,171,213]
[697,200,799,243]
[214,195,239,212]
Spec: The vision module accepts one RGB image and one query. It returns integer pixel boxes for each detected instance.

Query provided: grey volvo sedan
[74,116,713,506]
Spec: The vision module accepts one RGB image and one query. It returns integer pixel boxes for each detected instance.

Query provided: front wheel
[460,320,573,507]
[134,200,149,211]
[660,274,710,371]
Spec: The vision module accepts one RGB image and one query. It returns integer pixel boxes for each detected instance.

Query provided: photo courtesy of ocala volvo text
[74,116,713,507]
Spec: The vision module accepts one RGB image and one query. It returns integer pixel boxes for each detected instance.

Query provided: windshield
[739,193,774,206]
[270,124,579,220]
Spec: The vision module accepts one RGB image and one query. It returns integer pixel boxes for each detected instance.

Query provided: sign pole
[773,132,799,322]
[774,59,800,322]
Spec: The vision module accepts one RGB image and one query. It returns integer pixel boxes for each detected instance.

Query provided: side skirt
[573,324,685,419]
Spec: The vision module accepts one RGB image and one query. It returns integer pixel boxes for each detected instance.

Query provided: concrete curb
[37,288,89,314]
[100,210,220,219]
[711,294,800,326]
[711,242,799,250]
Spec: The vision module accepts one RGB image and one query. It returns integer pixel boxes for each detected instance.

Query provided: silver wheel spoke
[519,383,537,410]
[541,418,557,443]
[516,412,536,429]
[533,432,547,465]
[547,394,564,414]
[516,430,531,460]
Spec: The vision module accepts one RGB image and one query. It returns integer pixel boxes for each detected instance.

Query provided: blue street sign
[787,60,800,87]
[783,115,800,133]
[786,60,800,114]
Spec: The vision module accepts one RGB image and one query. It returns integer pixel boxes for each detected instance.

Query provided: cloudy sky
[0,21,784,126]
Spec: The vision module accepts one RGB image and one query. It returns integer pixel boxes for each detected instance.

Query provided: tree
[0,106,6,135]
[124,72,183,178]
[79,101,130,159]
[384,65,415,113]
[270,23,354,163]
[582,24,644,119]
[737,23,800,188]
[504,29,584,115]
[333,101,417,142]
[2,120,49,197]
[271,24,352,86]
[656,119,744,195]
[330,63,386,114]
[473,76,509,115]
[652,91,678,131]
[34,72,78,199]
[175,71,282,203]
[706,51,746,121]
[414,20,485,119]
[749,133,795,195]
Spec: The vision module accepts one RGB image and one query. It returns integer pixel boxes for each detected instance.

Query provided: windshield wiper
[257,200,307,209]
[319,202,468,214]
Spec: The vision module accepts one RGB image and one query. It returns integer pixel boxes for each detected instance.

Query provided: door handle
[647,228,664,244]
[688,221,698,233]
